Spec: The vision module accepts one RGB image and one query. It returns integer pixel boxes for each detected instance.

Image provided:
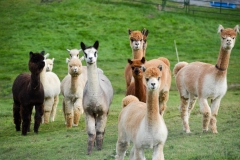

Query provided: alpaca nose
[151,83,155,87]
[89,57,93,61]
[134,68,140,75]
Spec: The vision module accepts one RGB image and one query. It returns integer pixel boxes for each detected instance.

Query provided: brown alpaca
[116,66,168,160]
[126,57,146,102]
[173,25,239,133]
[144,57,172,115]
[12,51,45,135]
[124,29,148,88]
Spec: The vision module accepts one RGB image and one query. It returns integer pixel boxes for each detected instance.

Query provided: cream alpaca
[61,57,87,127]
[116,66,168,160]
[41,57,61,123]
[173,24,239,133]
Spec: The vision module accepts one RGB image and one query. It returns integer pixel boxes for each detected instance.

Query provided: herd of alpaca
[11,24,238,158]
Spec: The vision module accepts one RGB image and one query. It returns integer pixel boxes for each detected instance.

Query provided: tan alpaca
[126,57,147,102]
[124,29,148,88]
[116,66,168,160]
[144,57,172,115]
[173,24,239,133]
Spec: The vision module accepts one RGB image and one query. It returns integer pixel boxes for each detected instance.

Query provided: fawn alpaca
[116,66,168,160]
[173,24,239,133]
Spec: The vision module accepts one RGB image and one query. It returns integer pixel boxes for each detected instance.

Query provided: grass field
[0,0,240,159]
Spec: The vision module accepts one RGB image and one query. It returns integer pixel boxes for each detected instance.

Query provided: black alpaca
[12,51,45,135]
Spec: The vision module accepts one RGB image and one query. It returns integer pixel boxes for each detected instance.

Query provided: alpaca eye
[146,78,149,82]
[232,37,235,39]
[70,65,72,68]
[158,77,160,80]
[222,37,226,40]
[140,39,142,42]
[131,67,134,70]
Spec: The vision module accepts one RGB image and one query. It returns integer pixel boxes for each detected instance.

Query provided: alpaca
[45,58,54,72]
[80,41,114,155]
[124,29,148,88]
[144,57,172,115]
[61,57,87,128]
[12,51,45,135]
[126,57,146,102]
[41,56,61,123]
[173,24,239,133]
[116,66,168,160]
[66,48,81,58]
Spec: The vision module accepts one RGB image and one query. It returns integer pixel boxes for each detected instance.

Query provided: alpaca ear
[158,65,163,71]
[142,65,146,72]
[78,49,82,52]
[66,58,70,64]
[80,42,86,51]
[234,25,239,33]
[218,25,224,33]
[128,59,133,64]
[67,49,71,52]
[80,56,85,61]
[29,51,33,57]
[52,58,55,62]
[144,30,149,37]
[44,53,50,59]
[128,29,132,35]
[141,57,145,64]
[40,51,45,56]
[93,41,99,50]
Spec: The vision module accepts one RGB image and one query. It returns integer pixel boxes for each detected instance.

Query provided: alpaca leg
[159,91,169,116]
[73,99,82,126]
[21,105,33,135]
[199,98,211,132]
[62,99,66,124]
[152,143,165,160]
[188,94,197,118]
[86,114,96,155]
[134,148,145,160]
[50,96,59,122]
[129,145,135,160]
[43,97,54,124]
[34,104,44,134]
[210,98,221,133]
[115,140,129,160]
[179,96,190,133]
[96,114,108,150]
[13,102,21,131]
[64,99,73,128]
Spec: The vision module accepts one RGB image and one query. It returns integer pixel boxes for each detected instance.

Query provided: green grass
[0,0,240,159]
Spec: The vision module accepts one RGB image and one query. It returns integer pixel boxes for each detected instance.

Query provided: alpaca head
[28,51,45,74]
[80,41,99,65]
[142,28,149,50]
[67,57,82,77]
[128,57,146,80]
[66,49,82,58]
[128,29,144,50]
[144,66,162,91]
[218,24,239,51]
[46,58,54,72]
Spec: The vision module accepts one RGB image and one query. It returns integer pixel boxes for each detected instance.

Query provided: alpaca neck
[87,63,101,96]
[132,49,144,59]
[146,90,160,126]
[134,76,145,101]
[40,68,46,87]
[70,76,79,93]
[30,73,41,90]
[216,47,231,71]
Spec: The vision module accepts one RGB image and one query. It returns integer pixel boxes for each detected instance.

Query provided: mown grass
[0,0,240,159]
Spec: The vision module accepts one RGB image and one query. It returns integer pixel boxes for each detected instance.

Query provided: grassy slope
[0,0,240,159]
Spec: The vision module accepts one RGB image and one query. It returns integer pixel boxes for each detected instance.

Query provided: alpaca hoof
[212,130,218,134]
[72,123,78,127]
[202,129,208,133]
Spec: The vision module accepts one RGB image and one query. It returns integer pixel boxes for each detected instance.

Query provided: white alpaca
[173,25,239,133]
[61,57,87,128]
[41,57,61,123]
[43,53,55,72]
[66,48,81,58]
[116,66,168,160]
[80,41,114,155]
